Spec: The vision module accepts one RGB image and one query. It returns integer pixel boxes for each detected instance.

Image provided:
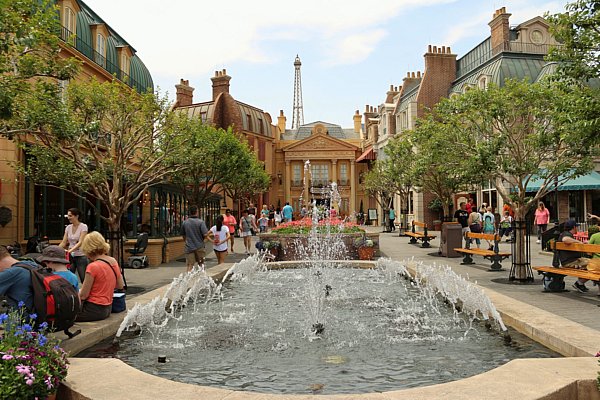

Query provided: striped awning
[356,147,376,163]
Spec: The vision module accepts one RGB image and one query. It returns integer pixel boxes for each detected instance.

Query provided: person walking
[468,207,483,248]
[534,202,550,244]
[223,209,237,254]
[282,202,294,223]
[240,209,258,255]
[207,215,230,265]
[59,207,89,283]
[274,207,282,226]
[181,205,209,272]
[389,206,396,232]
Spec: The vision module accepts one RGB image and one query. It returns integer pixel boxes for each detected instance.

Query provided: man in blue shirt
[282,202,294,223]
[0,246,35,310]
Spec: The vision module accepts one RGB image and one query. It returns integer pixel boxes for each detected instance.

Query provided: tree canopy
[18,79,184,237]
[168,118,270,208]
[547,0,600,81]
[0,0,79,133]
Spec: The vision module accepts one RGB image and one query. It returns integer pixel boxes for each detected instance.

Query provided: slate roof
[282,121,360,140]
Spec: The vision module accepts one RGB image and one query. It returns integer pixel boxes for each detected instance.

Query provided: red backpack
[16,262,82,338]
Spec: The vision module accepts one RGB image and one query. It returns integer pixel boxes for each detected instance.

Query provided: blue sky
[84,0,566,127]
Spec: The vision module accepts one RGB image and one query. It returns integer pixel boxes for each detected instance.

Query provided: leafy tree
[547,0,600,81]
[410,115,473,220]
[362,161,394,226]
[16,79,184,255]
[432,79,598,280]
[169,118,270,209]
[0,0,79,133]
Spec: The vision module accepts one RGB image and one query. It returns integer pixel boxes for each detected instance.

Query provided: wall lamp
[277,173,282,185]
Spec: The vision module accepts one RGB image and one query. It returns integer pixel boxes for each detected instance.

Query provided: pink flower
[2,354,14,360]
[26,378,34,386]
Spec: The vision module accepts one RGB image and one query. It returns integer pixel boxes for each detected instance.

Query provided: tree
[547,0,600,81]
[169,118,270,209]
[16,79,185,256]
[410,115,473,220]
[362,161,394,226]
[432,79,599,280]
[0,0,79,134]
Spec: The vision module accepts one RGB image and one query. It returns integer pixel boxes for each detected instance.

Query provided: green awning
[525,170,600,192]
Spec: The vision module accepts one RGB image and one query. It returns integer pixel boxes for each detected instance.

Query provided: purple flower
[18,301,25,308]
[0,313,8,323]
[39,322,48,330]
[28,313,37,320]
[22,323,32,332]
[26,379,34,386]
[2,354,14,360]
[37,335,48,346]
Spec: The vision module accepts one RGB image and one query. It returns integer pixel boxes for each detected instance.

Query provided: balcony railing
[59,26,145,93]
[456,41,559,79]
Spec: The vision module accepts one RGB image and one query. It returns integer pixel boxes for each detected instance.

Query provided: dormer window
[478,76,488,90]
[95,33,106,67]
[120,52,130,78]
[62,6,76,44]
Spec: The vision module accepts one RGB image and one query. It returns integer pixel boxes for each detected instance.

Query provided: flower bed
[271,218,364,235]
[260,220,379,261]
[0,304,69,399]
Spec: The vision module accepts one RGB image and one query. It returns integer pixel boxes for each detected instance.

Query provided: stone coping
[59,261,600,399]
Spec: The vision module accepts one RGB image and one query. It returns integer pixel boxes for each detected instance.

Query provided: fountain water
[105,190,555,395]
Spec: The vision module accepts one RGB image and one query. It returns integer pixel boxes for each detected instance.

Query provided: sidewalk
[366,225,600,332]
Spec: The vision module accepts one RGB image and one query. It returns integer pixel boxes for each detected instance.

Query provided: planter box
[258,232,380,261]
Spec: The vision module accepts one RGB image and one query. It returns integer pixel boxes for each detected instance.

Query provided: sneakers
[536,240,540,244]
[572,281,589,293]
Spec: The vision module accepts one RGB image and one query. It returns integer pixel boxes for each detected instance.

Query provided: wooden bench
[405,221,436,248]
[454,232,511,271]
[533,241,600,285]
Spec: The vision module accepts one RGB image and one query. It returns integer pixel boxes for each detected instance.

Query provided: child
[37,245,80,289]
[258,215,269,233]
[499,211,513,242]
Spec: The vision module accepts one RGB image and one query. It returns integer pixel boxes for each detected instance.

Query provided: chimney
[386,84,399,103]
[489,7,511,55]
[353,110,362,134]
[417,44,457,118]
[210,69,231,101]
[277,109,286,134]
[175,79,194,107]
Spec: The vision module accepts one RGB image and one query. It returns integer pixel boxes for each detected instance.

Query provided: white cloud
[84,0,459,77]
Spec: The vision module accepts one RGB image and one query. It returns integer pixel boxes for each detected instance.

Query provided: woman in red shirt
[77,231,124,322]
[534,202,550,244]
[223,209,237,254]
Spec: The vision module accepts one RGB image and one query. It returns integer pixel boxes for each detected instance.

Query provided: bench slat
[552,242,600,254]
[455,248,510,257]
[465,232,501,241]
[412,221,427,228]
[533,266,600,281]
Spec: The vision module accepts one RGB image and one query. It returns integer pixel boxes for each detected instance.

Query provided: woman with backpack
[467,208,482,248]
[77,231,124,322]
[240,209,258,255]
[482,206,496,250]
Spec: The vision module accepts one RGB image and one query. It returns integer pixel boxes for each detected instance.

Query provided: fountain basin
[59,261,600,399]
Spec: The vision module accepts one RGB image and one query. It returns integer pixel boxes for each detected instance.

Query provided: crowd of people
[0,208,124,323]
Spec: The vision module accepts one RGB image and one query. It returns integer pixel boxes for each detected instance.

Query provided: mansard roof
[283,121,360,140]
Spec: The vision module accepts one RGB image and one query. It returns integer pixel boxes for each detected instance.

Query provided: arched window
[95,33,106,67]
[478,76,488,90]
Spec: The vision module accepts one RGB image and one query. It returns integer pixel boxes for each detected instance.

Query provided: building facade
[366,7,599,227]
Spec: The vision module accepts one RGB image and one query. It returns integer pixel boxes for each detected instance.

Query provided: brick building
[365,7,599,227]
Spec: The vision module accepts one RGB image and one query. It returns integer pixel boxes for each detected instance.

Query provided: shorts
[563,258,590,269]
[240,231,252,237]
[214,249,227,254]
[186,248,206,266]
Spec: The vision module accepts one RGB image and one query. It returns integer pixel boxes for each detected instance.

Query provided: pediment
[283,132,358,152]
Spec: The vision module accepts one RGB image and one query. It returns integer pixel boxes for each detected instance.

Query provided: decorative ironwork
[291,55,304,130]
[509,220,534,283]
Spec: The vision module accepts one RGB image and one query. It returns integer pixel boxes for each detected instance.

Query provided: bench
[454,232,511,271]
[405,221,436,248]
[533,241,600,285]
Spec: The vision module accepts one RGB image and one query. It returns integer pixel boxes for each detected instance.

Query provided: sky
[84,0,566,128]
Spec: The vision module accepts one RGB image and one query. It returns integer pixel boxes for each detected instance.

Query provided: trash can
[441,222,462,257]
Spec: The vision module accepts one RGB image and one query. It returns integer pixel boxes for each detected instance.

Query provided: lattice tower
[292,55,304,129]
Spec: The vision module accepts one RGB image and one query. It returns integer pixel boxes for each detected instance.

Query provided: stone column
[350,161,356,213]
[303,161,310,207]
[331,159,337,184]
[285,161,291,202]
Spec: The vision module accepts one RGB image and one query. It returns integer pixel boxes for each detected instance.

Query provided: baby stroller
[125,232,149,269]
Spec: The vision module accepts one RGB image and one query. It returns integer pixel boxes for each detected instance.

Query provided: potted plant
[0,303,69,399]
[256,240,281,261]
[354,236,375,260]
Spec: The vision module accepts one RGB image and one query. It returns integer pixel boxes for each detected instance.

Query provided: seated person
[558,220,594,293]
[38,245,79,290]
[0,246,37,310]
[77,232,124,322]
